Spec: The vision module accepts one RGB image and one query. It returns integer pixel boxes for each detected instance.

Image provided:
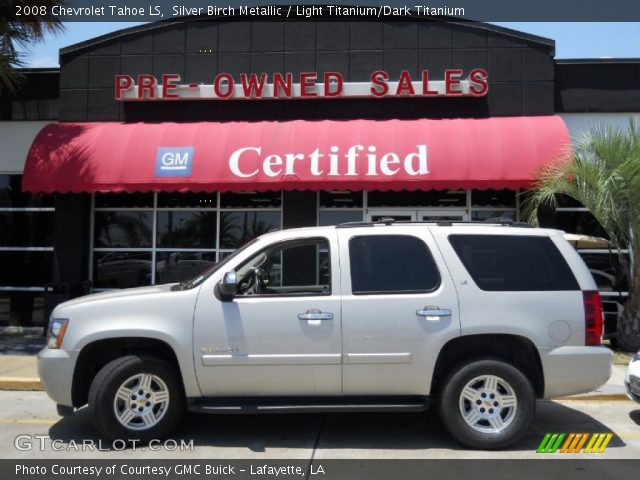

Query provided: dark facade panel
[153,25,187,54]
[88,56,120,89]
[384,22,418,49]
[524,82,554,116]
[185,54,217,83]
[489,49,523,82]
[59,90,87,121]
[284,52,316,75]
[120,55,153,79]
[418,22,452,49]
[285,22,316,51]
[218,21,251,52]
[88,89,120,121]
[186,21,218,53]
[383,50,418,77]
[316,22,350,50]
[60,55,88,89]
[486,83,523,116]
[251,22,285,52]
[152,54,186,79]
[555,62,640,112]
[350,22,384,50]
[452,24,488,49]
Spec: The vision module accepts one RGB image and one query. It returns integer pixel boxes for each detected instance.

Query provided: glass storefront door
[366,209,468,222]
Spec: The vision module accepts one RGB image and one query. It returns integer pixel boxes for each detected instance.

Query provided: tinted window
[448,235,579,291]
[349,235,440,294]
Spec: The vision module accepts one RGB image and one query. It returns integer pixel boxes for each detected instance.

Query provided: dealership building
[0,16,639,331]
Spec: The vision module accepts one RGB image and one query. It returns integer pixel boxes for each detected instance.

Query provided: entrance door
[366,209,469,222]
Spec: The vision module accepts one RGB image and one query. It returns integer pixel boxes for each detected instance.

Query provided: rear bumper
[37,348,76,407]
[539,346,613,399]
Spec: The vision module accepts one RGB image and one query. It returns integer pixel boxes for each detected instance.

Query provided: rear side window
[448,234,579,291]
[349,235,440,294]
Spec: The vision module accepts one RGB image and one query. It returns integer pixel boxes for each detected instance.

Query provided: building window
[318,191,364,226]
[0,175,54,327]
[91,192,282,290]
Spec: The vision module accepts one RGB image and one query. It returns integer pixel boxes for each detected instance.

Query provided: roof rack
[336,218,533,228]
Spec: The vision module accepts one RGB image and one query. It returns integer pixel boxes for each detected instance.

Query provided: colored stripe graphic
[537,433,613,454]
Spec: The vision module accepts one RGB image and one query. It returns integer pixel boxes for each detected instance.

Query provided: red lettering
[395,70,415,96]
[240,73,267,98]
[323,72,343,97]
[115,75,133,100]
[300,72,317,97]
[214,73,234,99]
[370,70,389,97]
[445,69,463,96]
[273,73,293,98]
[138,74,157,99]
[469,68,489,96]
[421,70,439,96]
[161,74,181,99]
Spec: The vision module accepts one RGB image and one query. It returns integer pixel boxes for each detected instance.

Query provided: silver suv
[38,221,613,449]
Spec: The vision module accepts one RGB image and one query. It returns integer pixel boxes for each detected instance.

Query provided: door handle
[297,309,334,321]
[416,306,452,321]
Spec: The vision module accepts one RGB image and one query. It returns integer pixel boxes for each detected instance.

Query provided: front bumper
[625,376,640,403]
[539,345,613,399]
[37,348,77,407]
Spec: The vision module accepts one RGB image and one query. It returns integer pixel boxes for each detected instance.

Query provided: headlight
[47,319,69,349]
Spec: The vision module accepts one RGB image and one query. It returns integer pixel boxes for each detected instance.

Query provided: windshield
[171,237,260,290]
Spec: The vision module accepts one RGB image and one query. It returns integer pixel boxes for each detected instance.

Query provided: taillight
[583,290,603,346]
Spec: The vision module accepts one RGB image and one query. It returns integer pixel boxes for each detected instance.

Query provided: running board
[187,396,430,414]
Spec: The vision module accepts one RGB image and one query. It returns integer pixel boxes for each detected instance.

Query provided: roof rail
[336,218,533,228]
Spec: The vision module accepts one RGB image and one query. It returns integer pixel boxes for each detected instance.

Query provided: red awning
[22,116,570,193]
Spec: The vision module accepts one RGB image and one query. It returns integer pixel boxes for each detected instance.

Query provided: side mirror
[215,270,238,302]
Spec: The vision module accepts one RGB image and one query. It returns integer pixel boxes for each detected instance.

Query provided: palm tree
[0,1,65,93]
[523,119,640,351]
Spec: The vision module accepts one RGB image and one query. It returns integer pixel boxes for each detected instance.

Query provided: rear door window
[349,235,440,294]
[448,234,579,291]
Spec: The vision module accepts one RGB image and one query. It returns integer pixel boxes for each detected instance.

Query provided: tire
[88,355,185,443]
[437,359,535,449]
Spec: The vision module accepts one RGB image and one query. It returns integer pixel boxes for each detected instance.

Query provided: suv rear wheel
[88,355,185,443]
[438,359,535,449]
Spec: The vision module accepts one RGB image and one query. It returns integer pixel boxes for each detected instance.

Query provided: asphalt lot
[0,391,639,460]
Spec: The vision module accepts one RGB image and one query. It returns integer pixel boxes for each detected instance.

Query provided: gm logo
[155,147,194,177]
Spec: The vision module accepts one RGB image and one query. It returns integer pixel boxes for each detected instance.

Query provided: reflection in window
[319,210,363,226]
[93,252,152,288]
[94,211,152,248]
[156,211,216,248]
[0,212,54,247]
[471,210,516,221]
[0,252,53,287]
[155,252,216,284]
[220,211,281,249]
[0,293,46,327]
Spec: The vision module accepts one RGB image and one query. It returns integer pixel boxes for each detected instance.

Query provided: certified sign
[155,147,194,176]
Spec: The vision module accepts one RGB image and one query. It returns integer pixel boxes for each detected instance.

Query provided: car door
[338,227,461,395]
[192,232,342,396]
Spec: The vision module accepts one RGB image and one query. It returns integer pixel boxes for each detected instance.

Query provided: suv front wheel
[88,355,185,443]
[438,359,535,449]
